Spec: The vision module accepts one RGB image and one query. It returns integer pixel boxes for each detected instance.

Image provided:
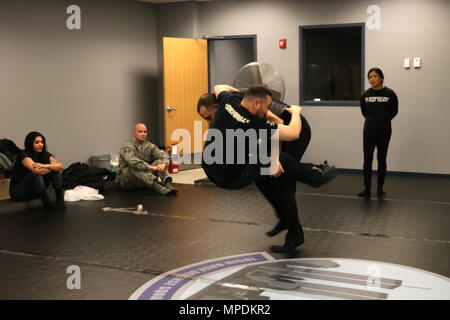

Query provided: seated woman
[9,131,65,210]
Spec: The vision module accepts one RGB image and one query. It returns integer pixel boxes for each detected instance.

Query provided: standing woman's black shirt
[360,87,398,131]
[10,150,52,190]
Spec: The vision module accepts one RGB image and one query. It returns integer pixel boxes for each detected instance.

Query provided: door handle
[167,106,177,112]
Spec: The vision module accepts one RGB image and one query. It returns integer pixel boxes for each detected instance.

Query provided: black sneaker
[266,224,288,237]
[358,189,371,198]
[270,241,303,255]
[377,189,386,197]
[320,166,337,185]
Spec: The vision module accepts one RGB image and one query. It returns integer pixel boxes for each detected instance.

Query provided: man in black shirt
[202,86,335,189]
[200,85,336,253]
[199,91,313,162]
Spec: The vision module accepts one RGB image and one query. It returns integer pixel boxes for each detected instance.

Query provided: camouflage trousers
[116,163,170,190]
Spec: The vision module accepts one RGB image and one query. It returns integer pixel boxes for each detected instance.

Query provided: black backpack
[0,152,12,172]
[0,139,21,174]
[62,162,115,193]
[0,139,21,163]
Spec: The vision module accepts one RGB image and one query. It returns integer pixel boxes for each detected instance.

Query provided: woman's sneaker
[358,189,371,198]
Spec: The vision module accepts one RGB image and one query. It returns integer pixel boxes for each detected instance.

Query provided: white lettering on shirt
[366,96,390,103]
[225,103,251,124]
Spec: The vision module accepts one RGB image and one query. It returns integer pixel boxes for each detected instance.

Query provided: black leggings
[282,113,311,161]
[278,153,323,187]
[278,109,324,187]
[363,128,392,189]
[10,171,63,203]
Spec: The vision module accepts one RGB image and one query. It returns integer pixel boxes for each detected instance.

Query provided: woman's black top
[360,87,398,131]
[10,150,52,189]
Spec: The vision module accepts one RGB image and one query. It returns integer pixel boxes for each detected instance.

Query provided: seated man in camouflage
[115,123,177,195]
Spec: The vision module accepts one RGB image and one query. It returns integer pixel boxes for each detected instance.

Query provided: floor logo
[129,252,450,300]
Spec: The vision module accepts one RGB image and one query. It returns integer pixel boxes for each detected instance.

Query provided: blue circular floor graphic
[129,252,450,300]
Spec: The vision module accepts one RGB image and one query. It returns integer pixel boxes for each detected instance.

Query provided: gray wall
[157,0,450,174]
[2,0,448,174]
[208,38,255,92]
[0,0,159,166]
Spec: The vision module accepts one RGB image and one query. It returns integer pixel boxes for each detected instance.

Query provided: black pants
[10,171,64,204]
[254,113,312,246]
[278,153,323,187]
[202,112,318,245]
[362,128,392,190]
[256,176,303,246]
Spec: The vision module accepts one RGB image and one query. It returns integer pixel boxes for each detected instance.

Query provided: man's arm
[360,94,367,118]
[149,144,170,172]
[265,110,284,125]
[276,105,302,141]
[265,110,285,158]
[213,84,240,98]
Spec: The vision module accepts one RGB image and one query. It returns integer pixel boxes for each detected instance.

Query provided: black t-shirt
[360,87,398,131]
[10,150,52,189]
[202,91,278,189]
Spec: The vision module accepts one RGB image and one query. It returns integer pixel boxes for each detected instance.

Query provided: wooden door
[163,37,208,155]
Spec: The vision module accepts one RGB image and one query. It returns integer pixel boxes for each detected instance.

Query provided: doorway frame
[205,35,257,92]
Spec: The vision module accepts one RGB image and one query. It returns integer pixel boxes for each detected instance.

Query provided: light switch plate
[404,58,410,69]
[414,57,421,68]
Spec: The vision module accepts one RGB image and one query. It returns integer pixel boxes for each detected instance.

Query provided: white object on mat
[64,186,104,201]
[102,204,147,215]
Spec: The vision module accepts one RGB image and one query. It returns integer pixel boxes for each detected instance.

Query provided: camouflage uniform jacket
[116,139,170,178]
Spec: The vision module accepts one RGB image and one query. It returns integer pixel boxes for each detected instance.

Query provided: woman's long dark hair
[24,131,47,160]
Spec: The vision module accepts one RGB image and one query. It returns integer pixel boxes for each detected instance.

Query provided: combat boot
[162,177,178,193]
[151,181,176,195]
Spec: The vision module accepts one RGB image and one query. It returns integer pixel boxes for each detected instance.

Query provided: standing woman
[9,131,66,210]
[358,68,398,198]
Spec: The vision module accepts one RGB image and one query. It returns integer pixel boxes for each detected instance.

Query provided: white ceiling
[137,0,214,4]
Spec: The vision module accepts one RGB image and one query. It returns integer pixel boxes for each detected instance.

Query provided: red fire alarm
[279,38,287,49]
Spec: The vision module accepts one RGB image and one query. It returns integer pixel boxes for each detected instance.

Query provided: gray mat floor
[0,172,449,299]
